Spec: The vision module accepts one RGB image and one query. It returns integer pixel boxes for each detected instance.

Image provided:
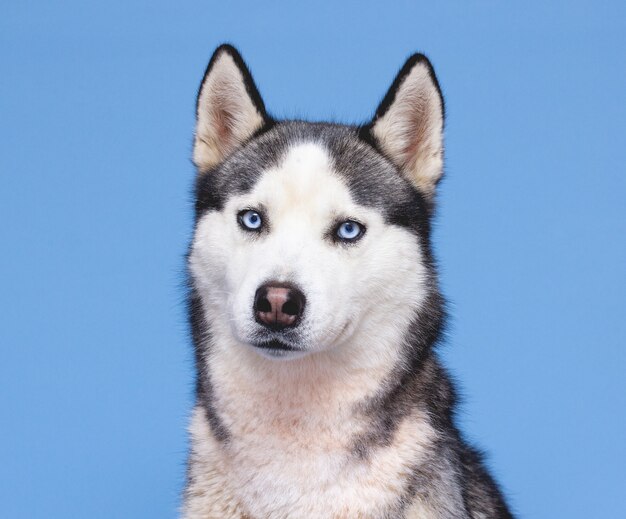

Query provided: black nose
[253,282,306,330]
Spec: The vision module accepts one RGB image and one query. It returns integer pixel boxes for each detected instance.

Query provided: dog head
[189,45,444,360]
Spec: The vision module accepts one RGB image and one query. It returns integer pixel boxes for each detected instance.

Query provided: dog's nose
[254,283,306,330]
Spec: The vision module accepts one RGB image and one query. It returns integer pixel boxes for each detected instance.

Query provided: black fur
[187,288,230,443]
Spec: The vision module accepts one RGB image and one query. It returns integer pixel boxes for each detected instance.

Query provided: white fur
[185,142,437,517]
[193,50,265,172]
[371,61,444,198]
[190,142,429,359]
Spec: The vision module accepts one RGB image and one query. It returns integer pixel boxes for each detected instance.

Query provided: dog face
[189,46,444,360]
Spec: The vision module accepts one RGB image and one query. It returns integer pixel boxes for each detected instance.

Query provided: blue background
[1,1,624,517]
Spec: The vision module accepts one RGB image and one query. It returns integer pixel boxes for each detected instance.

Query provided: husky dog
[183,44,513,519]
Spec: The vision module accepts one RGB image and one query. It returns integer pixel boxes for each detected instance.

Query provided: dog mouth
[252,339,301,352]
[250,338,307,359]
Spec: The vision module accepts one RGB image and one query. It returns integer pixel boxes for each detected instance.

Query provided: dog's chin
[249,339,310,361]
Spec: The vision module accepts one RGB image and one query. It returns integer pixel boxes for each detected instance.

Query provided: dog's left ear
[193,45,270,173]
[365,54,444,199]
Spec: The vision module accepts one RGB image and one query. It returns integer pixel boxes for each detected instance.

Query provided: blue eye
[239,210,263,231]
[336,220,364,242]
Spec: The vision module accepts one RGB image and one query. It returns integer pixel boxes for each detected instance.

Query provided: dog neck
[188,322,445,519]
[203,319,409,442]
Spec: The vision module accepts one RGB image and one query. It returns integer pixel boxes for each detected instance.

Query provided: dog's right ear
[193,45,270,173]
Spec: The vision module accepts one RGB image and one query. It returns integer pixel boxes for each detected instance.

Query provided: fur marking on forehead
[271,141,332,179]
[248,141,356,216]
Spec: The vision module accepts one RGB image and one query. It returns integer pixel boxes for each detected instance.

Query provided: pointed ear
[366,54,445,199]
[193,45,270,173]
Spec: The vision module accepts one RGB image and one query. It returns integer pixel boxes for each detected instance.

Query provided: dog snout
[254,282,306,330]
